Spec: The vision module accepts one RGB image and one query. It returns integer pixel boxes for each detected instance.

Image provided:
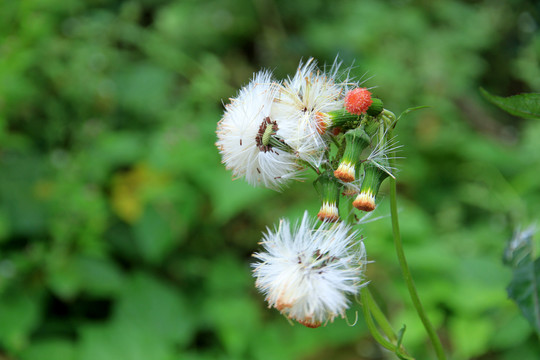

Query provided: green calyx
[314,172,341,205]
[341,127,371,165]
[362,118,380,138]
[267,135,292,153]
[327,109,362,130]
[359,161,390,198]
[367,98,384,117]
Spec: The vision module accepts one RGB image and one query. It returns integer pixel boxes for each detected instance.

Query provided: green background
[1,0,539,359]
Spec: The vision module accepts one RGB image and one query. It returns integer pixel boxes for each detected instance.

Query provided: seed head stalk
[331,123,414,358]
[387,132,447,360]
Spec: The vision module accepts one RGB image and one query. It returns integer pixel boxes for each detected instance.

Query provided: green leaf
[398,105,430,120]
[504,227,540,334]
[396,324,406,349]
[480,88,540,119]
[507,258,540,334]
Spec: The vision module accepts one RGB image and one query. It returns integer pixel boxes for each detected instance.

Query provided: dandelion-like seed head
[216,71,301,190]
[252,212,367,328]
[271,58,352,168]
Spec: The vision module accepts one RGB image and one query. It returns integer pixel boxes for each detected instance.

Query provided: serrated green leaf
[480,88,540,119]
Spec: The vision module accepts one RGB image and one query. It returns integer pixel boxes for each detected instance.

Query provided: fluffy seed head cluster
[344,88,373,115]
[252,212,367,328]
[272,58,354,167]
[217,59,359,190]
[216,71,300,190]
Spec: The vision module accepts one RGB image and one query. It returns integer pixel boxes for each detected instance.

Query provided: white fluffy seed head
[252,211,367,328]
[271,58,353,168]
[216,71,301,190]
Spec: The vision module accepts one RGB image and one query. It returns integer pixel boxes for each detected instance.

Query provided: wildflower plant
[217,58,446,359]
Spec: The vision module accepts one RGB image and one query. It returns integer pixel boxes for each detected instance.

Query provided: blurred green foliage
[1,0,540,359]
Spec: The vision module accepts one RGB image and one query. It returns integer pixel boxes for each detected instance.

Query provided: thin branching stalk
[360,287,415,360]
[388,156,447,360]
[364,287,398,343]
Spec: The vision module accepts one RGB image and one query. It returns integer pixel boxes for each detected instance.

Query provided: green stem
[360,287,415,360]
[389,172,447,360]
[365,287,397,343]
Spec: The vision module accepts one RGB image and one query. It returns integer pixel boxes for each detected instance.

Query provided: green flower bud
[334,128,370,182]
[353,161,389,212]
[314,172,341,222]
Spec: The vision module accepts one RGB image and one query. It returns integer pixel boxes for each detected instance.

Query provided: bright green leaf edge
[480,87,540,119]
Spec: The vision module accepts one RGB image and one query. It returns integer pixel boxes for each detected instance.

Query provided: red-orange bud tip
[344,88,373,115]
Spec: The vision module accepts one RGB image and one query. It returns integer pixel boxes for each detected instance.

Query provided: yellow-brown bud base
[334,162,355,183]
[317,202,339,222]
[353,192,376,212]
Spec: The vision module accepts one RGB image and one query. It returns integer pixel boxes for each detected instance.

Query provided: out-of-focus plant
[481,88,540,120]
[482,87,540,338]
[503,226,540,337]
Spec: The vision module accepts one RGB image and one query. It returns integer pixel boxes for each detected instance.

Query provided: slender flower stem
[364,287,397,343]
[360,287,414,360]
[388,171,447,360]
